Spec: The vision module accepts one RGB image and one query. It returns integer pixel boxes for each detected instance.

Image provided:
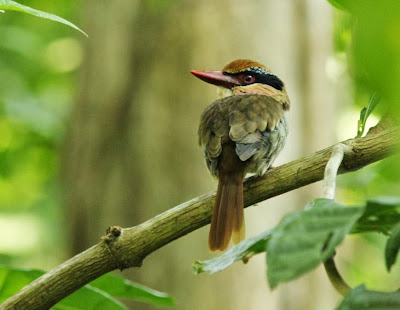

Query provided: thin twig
[321,143,352,295]
[324,256,351,296]
[1,125,399,310]
[322,143,351,199]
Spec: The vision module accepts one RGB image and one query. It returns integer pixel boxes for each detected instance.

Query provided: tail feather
[216,182,233,250]
[209,173,245,251]
[232,181,245,244]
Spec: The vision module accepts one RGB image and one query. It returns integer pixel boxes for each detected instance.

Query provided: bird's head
[191,59,290,110]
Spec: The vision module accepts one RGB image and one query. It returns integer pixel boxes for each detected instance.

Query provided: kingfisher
[191,59,290,251]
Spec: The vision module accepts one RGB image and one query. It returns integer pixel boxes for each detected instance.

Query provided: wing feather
[198,94,287,175]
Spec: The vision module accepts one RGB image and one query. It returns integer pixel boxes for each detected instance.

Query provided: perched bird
[191,59,290,251]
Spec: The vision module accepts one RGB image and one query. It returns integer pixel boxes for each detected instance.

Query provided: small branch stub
[103,226,126,271]
[104,226,122,241]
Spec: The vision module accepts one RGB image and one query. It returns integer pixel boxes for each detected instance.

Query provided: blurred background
[0,0,399,309]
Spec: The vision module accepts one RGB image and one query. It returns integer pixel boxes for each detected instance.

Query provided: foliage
[352,196,400,235]
[349,1,400,112]
[0,0,86,36]
[194,197,400,288]
[0,267,175,308]
[385,223,400,272]
[89,273,175,307]
[0,0,83,267]
[357,94,380,137]
[193,229,272,274]
[266,199,363,288]
[337,285,400,310]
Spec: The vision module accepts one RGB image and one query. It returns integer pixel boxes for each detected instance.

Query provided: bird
[191,59,290,251]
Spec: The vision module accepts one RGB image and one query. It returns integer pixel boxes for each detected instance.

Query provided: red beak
[190,70,240,89]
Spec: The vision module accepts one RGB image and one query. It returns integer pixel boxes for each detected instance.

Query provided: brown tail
[208,172,245,251]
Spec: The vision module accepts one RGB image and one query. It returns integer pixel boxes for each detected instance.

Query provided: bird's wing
[228,95,285,161]
[198,97,231,175]
[198,95,285,174]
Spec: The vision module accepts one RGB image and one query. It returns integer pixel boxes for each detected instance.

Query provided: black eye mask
[228,67,284,91]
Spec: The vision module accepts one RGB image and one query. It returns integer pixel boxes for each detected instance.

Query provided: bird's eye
[243,75,255,84]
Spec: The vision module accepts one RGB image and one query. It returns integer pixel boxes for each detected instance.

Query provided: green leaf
[54,286,127,310]
[338,285,400,310]
[0,267,126,309]
[193,229,272,274]
[357,93,380,137]
[193,196,400,287]
[89,273,175,307]
[357,107,367,137]
[0,266,44,303]
[350,1,400,111]
[267,198,364,288]
[352,196,400,234]
[0,267,173,308]
[327,0,364,11]
[0,0,87,36]
[327,0,349,10]
[385,223,400,271]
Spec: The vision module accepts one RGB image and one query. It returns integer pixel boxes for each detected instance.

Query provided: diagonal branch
[2,125,399,310]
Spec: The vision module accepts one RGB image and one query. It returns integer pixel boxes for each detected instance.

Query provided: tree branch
[2,125,399,310]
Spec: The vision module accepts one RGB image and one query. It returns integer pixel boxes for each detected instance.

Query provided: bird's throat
[216,86,233,99]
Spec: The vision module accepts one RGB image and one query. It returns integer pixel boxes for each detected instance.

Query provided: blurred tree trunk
[62,1,338,309]
[63,0,208,250]
[62,1,239,309]
[63,0,171,253]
